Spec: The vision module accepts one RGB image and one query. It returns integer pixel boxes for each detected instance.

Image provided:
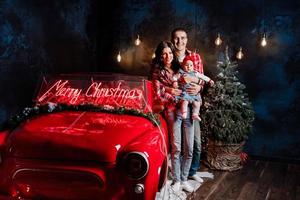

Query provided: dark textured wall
[0,0,300,161]
[0,0,98,117]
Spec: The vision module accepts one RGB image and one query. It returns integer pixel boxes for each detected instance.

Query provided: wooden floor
[187,159,300,200]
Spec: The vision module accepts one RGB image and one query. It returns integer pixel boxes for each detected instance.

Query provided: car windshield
[35,73,153,112]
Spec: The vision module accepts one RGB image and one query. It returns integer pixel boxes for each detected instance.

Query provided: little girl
[173,54,214,121]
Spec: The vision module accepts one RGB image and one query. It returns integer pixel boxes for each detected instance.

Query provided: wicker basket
[205,139,245,171]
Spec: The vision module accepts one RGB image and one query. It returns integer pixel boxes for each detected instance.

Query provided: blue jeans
[189,121,201,176]
[171,109,194,182]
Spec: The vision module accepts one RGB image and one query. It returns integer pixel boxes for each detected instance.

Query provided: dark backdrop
[0,0,299,161]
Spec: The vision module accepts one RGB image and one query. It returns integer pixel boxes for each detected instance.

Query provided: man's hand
[186,83,202,95]
[208,80,215,87]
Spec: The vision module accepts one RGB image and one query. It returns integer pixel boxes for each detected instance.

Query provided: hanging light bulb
[215,33,222,46]
[261,33,267,47]
[152,52,156,59]
[117,51,121,62]
[236,47,244,60]
[135,35,141,46]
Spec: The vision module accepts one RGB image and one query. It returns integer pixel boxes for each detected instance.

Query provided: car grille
[11,168,104,200]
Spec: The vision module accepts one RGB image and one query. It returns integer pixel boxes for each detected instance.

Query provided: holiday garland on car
[0,103,160,131]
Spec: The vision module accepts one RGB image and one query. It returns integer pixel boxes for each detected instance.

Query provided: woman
[151,41,194,193]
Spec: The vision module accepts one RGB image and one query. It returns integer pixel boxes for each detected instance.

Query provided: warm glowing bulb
[261,34,267,47]
[236,47,244,60]
[117,52,121,62]
[215,33,222,46]
[135,35,141,46]
[152,53,156,59]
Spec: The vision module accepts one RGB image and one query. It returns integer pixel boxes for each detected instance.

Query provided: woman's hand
[171,88,182,96]
[166,87,182,96]
[186,83,202,95]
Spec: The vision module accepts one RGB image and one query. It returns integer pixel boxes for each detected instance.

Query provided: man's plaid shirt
[186,51,203,74]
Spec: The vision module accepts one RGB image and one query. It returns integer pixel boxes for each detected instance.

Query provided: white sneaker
[189,174,203,183]
[171,182,181,192]
[181,181,193,193]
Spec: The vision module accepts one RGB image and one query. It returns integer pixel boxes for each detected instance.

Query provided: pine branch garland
[0,103,160,131]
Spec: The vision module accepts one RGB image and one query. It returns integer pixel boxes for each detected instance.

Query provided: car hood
[6,111,155,163]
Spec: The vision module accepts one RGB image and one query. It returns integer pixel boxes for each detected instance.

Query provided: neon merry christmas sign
[37,79,146,110]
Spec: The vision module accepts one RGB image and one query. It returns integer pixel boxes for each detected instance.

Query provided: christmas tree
[201,46,255,144]
[201,46,255,170]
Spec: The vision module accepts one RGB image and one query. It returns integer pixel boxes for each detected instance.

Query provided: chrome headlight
[123,152,149,180]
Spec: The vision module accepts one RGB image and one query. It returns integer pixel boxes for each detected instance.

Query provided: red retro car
[0,74,169,200]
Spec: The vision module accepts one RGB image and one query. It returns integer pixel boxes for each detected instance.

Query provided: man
[171,27,204,183]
